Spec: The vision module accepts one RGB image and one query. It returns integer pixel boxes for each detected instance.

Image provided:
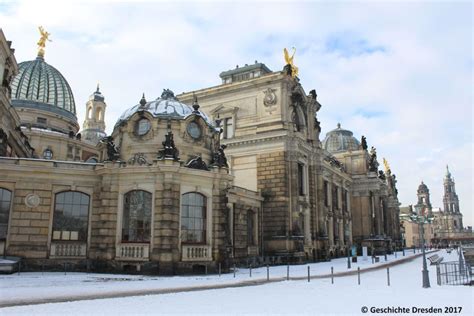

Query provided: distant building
[400,167,473,247]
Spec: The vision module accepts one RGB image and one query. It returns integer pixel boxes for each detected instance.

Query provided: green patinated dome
[10,56,76,119]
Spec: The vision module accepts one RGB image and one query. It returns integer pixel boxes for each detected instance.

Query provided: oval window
[136,119,151,136]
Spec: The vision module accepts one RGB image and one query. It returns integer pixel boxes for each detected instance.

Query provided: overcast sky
[1,0,472,226]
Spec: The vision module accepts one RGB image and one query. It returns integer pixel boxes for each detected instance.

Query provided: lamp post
[412,205,433,288]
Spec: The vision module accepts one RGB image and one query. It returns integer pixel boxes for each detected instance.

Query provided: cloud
[1,1,472,226]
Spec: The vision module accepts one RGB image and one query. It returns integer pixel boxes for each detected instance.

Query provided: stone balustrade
[182,244,212,261]
[50,242,87,257]
[116,243,150,261]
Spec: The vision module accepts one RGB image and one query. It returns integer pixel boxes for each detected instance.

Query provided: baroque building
[0,28,402,274]
[399,167,472,248]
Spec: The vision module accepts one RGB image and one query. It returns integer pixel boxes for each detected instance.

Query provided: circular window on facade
[136,118,151,136]
[43,148,53,160]
[187,121,202,139]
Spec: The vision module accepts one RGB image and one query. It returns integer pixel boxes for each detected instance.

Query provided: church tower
[82,84,107,144]
[442,165,463,232]
[416,181,432,216]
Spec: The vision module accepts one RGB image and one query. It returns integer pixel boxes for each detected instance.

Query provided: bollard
[347,249,351,269]
[249,265,252,278]
[233,264,236,278]
[64,262,67,275]
[205,264,208,275]
[395,251,397,258]
[18,261,21,276]
[402,248,405,256]
[387,267,390,286]
[371,256,374,264]
[218,263,221,277]
[357,267,360,285]
[384,253,387,261]
[287,263,290,281]
[331,267,334,284]
[267,265,269,281]
[307,266,310,282]
[42,264,44,276]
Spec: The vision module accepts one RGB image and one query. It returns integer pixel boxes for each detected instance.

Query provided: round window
[187,121,202,139]
[136,119,151,136]
[43,149,53,160]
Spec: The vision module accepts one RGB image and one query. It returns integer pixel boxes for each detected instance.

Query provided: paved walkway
[0,250,438,308]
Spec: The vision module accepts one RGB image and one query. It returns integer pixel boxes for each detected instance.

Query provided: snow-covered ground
[0,249,472,315]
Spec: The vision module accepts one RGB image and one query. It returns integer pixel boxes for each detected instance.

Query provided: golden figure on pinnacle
[283,47,299,78]
[37,26,51,58]
[383,158,391,175]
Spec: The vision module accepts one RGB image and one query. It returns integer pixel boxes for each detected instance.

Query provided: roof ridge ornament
[192,93,200,113]
[139,93,147,107]
[37,26,52,59]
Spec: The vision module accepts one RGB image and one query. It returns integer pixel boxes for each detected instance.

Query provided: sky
[1,0,472,226]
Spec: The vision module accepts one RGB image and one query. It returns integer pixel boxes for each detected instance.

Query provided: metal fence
[436,261,472,286]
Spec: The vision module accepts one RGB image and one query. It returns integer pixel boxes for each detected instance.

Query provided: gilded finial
[37,26,52,58]
[383,158,391,175]
[283,47,299,78]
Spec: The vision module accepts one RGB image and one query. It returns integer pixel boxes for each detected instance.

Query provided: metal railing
[436,261,472,286]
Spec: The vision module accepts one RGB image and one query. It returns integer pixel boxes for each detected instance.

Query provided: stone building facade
[0,29,403,274]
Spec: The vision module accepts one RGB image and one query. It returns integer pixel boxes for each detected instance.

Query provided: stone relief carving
[185,156,209,171]
[25,193,40,208]
[263,88,277,106]
[128,153,151,166]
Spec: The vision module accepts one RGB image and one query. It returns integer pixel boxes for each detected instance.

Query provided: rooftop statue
[37,26,51,57]
[383,158,391,175]
[283,47,299,78]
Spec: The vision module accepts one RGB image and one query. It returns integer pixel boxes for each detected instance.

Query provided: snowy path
[0,249,471,315]
[0,250,445,306]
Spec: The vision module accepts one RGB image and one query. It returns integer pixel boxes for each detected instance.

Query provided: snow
[0,250,472,315]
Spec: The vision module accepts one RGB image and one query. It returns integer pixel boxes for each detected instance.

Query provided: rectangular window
[324,181,329,207]
[247,210,255,246]
[298,163,305,196]
[332,186,339,210]
[342,190,348,213]
[0,189,12,239]
[221,117,234,140]
[36,117,47,125]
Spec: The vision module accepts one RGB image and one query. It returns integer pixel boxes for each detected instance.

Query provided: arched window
[0,188,12,239]
[247,210,255,246]
[87,107,92,119]
[122,190,152,242]
[181,192,206,243]
[52,191,90,241]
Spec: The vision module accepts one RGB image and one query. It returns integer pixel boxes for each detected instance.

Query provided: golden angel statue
[383,158,391,175]
[283,47,299,78]
[37,26,51,57]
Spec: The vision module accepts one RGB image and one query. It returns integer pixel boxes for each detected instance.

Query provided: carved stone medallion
[263,88,277,107]
[25,193,40,208]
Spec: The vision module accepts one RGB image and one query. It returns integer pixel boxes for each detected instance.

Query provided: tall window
[297,163,305,196]
[292,110,300,132]
[122,190,152,242]
[52,191,90,241]
[181,192,206,243]
[342,190,348,213]
[0,189,12,239]
[332,186,339,210]
[247,210,255,246]
[323,181,329,207]
[221,117,234,140]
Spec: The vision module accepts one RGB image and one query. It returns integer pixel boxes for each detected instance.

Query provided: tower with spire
[442,165,463,232]
[82,84,107,145]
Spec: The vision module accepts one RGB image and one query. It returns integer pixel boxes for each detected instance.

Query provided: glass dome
[322,123,360,153]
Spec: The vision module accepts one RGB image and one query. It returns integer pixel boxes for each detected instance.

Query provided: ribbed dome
[322,123,360,153]
[116,89,213,127]
[10,56,76,118]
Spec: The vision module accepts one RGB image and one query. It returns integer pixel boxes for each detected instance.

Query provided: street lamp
[412,205,434,288]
